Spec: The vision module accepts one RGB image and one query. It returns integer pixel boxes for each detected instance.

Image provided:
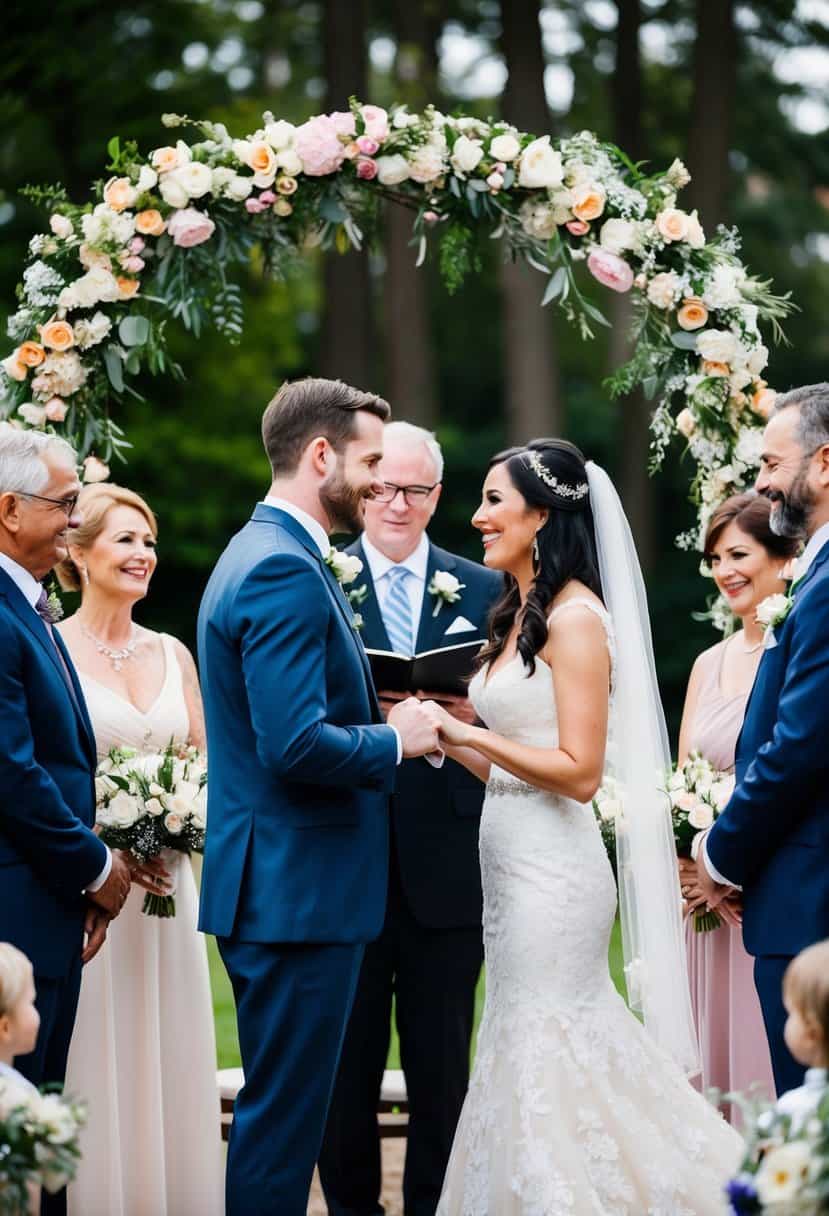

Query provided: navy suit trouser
[754,954,807,1097]
[14,951,82,1216]
[218,936,364,1216]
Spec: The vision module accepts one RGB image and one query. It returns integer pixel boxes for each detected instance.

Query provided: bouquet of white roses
[726,1087,829,1213]
[665,751,735,931]
[592,776,624,879]
[0,1076,86,1213]
[95,741,207,917]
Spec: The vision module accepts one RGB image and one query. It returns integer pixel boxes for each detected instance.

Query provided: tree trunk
[685,0,736,227]
[610,0,654,570]
[383,3,442,427]
[499,0,563,441]
[319,0,373,388]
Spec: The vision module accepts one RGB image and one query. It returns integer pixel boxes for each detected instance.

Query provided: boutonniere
[428,570,465,617]
[325,548,367,630]
[45,582,65,624]
[756,591,793,647]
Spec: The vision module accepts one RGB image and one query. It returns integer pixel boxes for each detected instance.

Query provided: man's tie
[384,565,415,656]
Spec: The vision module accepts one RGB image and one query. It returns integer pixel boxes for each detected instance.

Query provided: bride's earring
[79,564,89,587]
[532,534,540,567]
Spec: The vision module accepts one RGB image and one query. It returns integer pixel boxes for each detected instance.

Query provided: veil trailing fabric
[586,461,701,1076]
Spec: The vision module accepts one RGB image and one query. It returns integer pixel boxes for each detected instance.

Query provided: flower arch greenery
[1,99,793,554]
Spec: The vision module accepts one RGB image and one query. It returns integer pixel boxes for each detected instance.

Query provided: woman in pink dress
[677,492,799,1114]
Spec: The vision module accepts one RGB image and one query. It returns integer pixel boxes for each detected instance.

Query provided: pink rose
[356,157,378,181]
[486,171,504,191]
[44,397,67,422]
[121,255,145,274]
[329,111,356,137]
[129,237,146,254]
[424,210,440,224]
[566,219,590,236]
[356,135,380,156]
[587,248,634,293]
[245,198,268,214]
[294,115,347,176]
[258,190,277,205]
[360,105,389,142]
[166,207,216,248]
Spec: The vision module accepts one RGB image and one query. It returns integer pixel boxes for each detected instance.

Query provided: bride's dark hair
[475,439,604,675]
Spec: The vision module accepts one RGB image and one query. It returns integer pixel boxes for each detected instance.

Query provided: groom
[699,382,829,1094]
[197,378,440,1215]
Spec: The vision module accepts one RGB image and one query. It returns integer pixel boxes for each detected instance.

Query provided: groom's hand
[82,906,110,965]
[387,696,440,758]
[694,850,730,911]
[88,851,131,917]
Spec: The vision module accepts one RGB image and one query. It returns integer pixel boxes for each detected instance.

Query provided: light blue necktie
[384,565,414,656]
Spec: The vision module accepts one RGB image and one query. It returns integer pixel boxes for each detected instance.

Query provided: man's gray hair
[0,423,77,496]
[383,420,444,482]
[773,383,829,453]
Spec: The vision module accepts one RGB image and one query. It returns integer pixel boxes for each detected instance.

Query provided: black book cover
[365,639,483,696]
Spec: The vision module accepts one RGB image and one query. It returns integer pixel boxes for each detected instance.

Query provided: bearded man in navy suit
[698,383,829,1094]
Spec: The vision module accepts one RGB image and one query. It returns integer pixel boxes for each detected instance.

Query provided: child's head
[0,944,39,1062]
[783,940,829,1070]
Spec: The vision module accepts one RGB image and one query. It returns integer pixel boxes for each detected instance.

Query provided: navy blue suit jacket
[0,568,107,977]
[197,506,399,945]
[347,539,502,928]
[706,542,829,957]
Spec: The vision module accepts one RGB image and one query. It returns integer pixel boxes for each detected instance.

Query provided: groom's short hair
[262,378,391,476]
[773,382,829,452]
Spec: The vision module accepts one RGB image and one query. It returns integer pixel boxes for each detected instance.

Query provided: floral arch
[1,100,792,553]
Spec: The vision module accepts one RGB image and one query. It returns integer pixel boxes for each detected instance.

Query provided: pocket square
[764,629,778,650]
[445,615,477,635]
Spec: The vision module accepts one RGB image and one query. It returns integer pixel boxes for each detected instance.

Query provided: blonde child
[778,939,829,1131]
[0,943,42,1215]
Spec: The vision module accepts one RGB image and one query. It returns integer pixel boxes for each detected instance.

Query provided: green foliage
[438,222,482,294]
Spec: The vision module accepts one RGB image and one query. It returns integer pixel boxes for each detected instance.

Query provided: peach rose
[247,140,278,178]
[103,177,137,213]
[44,397,68,422]
[676,408,697,439]
[676,298,709,331]
[702,360,730,377]
[83,455,110,484]
[751,386,776,418]
[79,244,113,272]
[1,353,28,381]
[571,182,606,223]
[152,146,179,173]
[40,320,75,352]
[135,209,167,237]
[17,341,46,368]
[655,208,690,243]
[116,276,140,300]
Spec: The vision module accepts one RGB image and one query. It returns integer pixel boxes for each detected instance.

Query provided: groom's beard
[320,467,368,535]
[768,465,814,540]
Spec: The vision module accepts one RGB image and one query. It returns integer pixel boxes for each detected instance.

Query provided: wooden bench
[217,1067,409,1142]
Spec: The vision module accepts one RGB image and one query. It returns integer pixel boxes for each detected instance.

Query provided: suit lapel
[347,540,391,651]
[414,544,457,654]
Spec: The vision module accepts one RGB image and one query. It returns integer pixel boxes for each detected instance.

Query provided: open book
[365,639,484,697]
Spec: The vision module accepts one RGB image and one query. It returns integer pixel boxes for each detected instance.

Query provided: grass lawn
[208,918,629,1070]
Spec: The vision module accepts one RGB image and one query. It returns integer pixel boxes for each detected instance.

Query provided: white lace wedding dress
[64,634,224,1216]
[437,601,742,1216]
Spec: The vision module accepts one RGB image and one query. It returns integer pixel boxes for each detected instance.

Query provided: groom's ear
[305,435,332,477]
[814,442,829,487]
[0,491,23,534]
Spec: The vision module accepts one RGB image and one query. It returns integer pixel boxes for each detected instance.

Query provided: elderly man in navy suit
[320,422,502,1216]
[0,425,131,1215]
[698,383,829,1095]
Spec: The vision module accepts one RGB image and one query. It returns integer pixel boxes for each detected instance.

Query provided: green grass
[208,918,628,1070]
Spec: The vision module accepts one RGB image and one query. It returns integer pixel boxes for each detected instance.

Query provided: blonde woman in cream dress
[58,484,223,1216]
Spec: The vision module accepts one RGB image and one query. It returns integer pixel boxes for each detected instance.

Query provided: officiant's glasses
[375,481,440,506]
[19,491,80,517]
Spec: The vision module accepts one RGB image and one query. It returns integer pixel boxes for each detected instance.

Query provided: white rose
[0,1075,35,1118]
[27,1093,77,1145]
[756,593,790,628]
[489,132,521,162]
[746,344,769,376]
[375,154,410,186]
[171,161,213,199]
[688,801,714,830]
[676,408,697,439]
[517,136,564,189]
[264,120,296,151]
[697,329,739,364]
[136,164,158,193]
[145,797,164,817]
[107,789,140,828]
[432,571,461,595]
[277,147,303,176]
[73,311,112,350]
[164,812,185,835]
[646,272,681,310]
[159,174,190,209]
[668,770,687,793]
[709,777,735,810]
[597,797,622,822]
[407,142,447,184]
[450,135,484,176]
[210,167,235,191]
[666,157,691,188]
[94,776,116,802]
[18,403,47,427]
[599,218,639,255]
[702,263,744,310]
[673,789,697,814]
[49,214,73,239]
[686,209,705,248]
[148,781,164,797]
[225,174,254,201]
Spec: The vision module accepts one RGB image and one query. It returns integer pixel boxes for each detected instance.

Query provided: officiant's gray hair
[383,421,444,481]
[773,382,829,452]
[0,423,77,496]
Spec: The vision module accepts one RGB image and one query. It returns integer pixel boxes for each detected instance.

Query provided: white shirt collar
[261,496,330,558]
[0,553,43,609]
[361,532,430,584]
[794,521,829,583]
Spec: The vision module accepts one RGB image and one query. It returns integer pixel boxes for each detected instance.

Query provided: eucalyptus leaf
[670,331,698,351]
[103,346,124,393]
[118,316,151,347]
[319,196,347,224]
[541,266,568,307]
[124,350,142,375]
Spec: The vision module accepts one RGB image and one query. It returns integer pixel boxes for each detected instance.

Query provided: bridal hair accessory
[524,451,589,502]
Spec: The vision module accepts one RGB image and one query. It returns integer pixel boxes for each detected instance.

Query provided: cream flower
[655,207,690,243]
[599,218,639,255]
[696,329,738,365]
[375,154,410,186]
[646,272,681,310]
[49,214,74,239]
[489,132,521,162]
[103,177,137,213]
[688,801,714,830]
[755,1142,811,1206]
[570,182,606,222]
[451,135,484,176]
[517,136,564,189]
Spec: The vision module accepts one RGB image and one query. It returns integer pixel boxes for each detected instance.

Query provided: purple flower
[725,1175,759,1214]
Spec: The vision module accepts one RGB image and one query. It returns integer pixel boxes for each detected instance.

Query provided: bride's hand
[420,700,474,748]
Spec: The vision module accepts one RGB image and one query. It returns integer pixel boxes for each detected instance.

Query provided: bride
[427,440,742,1214]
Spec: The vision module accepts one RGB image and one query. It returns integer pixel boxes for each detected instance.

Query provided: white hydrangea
[22,261,65,307]
[734,426,764,469]
[7,307,35,342]
[702,263,746,311]
[81,203,136,249]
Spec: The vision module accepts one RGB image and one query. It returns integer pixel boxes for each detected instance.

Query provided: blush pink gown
[685,639,775,1115]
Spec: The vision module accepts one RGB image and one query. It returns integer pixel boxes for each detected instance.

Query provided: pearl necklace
[80,621,139,671]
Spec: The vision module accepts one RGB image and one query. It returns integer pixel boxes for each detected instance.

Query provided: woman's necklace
[734,630,764,655]
[79,620,139,671]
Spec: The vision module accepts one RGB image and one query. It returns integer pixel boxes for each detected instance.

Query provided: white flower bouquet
[665,752,735,931]
[95,742,207,917]
[592,776,624,878]
[726,1086,829,1213]
[0,1076,86,1213]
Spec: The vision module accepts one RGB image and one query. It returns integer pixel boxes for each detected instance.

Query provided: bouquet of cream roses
[666,752,735,931]
[592,776,623,879]
[726,1086,829,1213]
[95,742,207,917]
[0,1075,86,1213]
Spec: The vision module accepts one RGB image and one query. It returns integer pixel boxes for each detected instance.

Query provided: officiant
[319,421,502,1216]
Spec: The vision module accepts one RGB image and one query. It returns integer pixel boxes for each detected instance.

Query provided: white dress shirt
[702,521,829,888]
[0,552,111,892]
[361,532,430,632]
[259,497,402,763]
